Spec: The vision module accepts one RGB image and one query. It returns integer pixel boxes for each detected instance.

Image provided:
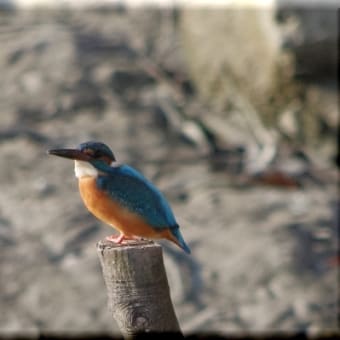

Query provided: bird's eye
[93,150,102,158]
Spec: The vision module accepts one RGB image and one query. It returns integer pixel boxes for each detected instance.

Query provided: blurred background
[0,0,338,338]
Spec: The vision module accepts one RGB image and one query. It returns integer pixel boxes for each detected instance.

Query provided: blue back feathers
[92,160,191,254]
[95,163,176,229]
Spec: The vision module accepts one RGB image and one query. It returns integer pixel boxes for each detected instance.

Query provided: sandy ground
[0,8,338,337]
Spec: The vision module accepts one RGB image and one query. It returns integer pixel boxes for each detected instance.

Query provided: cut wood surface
[97,239,182,337]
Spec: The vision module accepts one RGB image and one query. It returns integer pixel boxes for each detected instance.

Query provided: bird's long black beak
[47,148,91,161]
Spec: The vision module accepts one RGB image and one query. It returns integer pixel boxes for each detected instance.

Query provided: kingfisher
[48,141,190,254]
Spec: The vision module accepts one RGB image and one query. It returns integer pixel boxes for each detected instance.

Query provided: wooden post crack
[97,239,183,337]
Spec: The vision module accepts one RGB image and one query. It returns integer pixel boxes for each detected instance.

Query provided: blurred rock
[179,3,338,161]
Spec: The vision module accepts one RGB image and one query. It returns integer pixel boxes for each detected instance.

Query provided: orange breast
[78,177,178,243]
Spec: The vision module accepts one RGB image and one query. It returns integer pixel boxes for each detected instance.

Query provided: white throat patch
[74,160,98,178]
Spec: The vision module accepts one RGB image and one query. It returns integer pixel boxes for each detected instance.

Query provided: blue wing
[96,164,177,229]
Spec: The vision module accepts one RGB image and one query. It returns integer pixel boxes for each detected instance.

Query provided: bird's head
[48,141,115,164]
[48,141,116,177]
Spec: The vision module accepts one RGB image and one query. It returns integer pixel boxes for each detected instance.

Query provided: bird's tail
[169,225,191,254]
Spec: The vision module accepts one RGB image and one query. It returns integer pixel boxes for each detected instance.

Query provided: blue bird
[48,141,191,254]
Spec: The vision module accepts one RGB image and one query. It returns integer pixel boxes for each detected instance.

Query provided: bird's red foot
[106,234,126,243]
[106,234,142,244]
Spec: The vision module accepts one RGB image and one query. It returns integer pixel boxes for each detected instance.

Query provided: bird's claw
[106,234,126,243]
[106,234,144,244]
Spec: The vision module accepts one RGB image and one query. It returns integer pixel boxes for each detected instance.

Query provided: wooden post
[96,239,183,337]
